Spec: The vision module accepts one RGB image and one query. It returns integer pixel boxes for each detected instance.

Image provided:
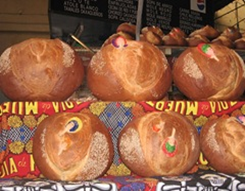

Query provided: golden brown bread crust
[189,25,220,40]
[172,43,245,101]
[33,111,114,181]
[200,116,245,174]
[141,26,164,37]
[102,32,134,47]
[220,26,242,41]
[211,36,234,49]
[170,27,187,38]
[87,38,172,101]
[162,31,188,46]
[187,34,210,47]
[141,26,164,45]
[0,38,84,101]
[118,111,200,177]
[116,22,136,38]
[234,37,245,49]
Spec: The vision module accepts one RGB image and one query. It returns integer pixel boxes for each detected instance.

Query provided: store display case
[1,0,245,190]
[48,0,214,46]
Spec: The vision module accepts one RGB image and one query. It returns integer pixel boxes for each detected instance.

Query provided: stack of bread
[107,22,245,50]
[100,22,245,102]
[1,23,244,102]
[1,21,245,181]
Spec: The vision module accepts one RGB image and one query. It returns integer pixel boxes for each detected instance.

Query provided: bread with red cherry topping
[172,43,245,101]
[87,37,172,101]
[118,111,200,177]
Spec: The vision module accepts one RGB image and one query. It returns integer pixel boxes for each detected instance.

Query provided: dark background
[48,0,226,46]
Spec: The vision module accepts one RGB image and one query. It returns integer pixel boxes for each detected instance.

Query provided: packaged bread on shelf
[0,38,85,101]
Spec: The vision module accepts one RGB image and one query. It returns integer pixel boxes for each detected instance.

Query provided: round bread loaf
[172,43,245,101]
[211,36,234,49]
[0,38,84,101]
[116,22,136,38]
[170,27,187,38]
[220,26,242,41]
[162,31,188,46]
[187,34,210,47]
[200,116,245,174]
[189,25,220,40]
[33,111,114,181]
[141,26,164,45]
[87,37,172,101]
[234,37,245,49]
[102,32,134,47]
[118,111,200,177]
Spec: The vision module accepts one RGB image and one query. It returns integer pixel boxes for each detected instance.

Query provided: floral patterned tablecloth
[1,101,245,190]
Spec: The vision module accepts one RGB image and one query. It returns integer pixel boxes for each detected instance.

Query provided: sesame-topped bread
[0,38,84,101]
[172,43,245,101]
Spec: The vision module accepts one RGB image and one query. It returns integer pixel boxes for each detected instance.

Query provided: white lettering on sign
[179,8,204,34]
[63,0,103,17]
[108,0,137,23]
[145,0,173,30]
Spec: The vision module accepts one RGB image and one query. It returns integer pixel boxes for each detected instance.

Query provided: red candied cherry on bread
[118,111,200,177]
[87,37,172,101]
[172,43,245,101]
[189,25,220,40]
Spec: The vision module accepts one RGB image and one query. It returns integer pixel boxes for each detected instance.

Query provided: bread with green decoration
[118,111,200,177]
[172,43,245,101]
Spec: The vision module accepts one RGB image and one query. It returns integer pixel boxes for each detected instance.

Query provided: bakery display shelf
[158,46,245,58]
[75,46,245,59]
[1,100,245,190]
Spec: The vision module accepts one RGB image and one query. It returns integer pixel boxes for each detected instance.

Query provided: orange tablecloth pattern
[1,101,245,190]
